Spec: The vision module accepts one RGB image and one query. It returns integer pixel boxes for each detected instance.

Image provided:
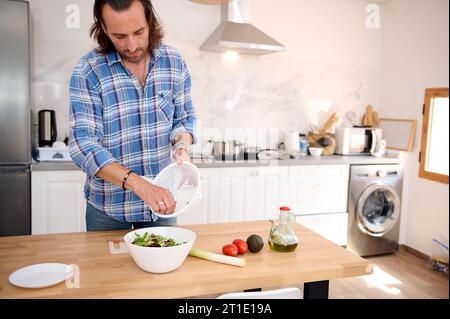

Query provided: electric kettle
[38,110,57,147]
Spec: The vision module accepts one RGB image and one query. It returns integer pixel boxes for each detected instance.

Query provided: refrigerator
[0,0,31,236]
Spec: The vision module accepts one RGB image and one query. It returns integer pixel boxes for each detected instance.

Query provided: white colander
[143,162,202,219]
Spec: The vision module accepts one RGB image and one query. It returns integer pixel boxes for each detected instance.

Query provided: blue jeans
[86,202,177,232]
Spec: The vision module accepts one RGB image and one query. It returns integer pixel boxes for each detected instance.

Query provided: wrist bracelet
[122,170,135,190]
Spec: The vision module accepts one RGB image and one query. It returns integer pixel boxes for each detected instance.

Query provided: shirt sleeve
[69,65,117,177]
[170,60,198,144]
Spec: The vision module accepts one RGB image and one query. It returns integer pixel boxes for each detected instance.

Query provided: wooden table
[0,221,373,299]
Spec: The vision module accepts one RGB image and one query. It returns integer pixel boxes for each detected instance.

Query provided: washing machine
[347,164,403,257]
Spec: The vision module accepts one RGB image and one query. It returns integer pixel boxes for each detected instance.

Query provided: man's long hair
[90,0,164,54]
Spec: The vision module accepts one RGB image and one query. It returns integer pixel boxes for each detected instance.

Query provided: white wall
[28,0,383,149]
[378,0,449,255]
[29,0,97,146]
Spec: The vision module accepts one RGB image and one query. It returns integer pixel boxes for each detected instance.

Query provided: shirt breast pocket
[157,90,175,123]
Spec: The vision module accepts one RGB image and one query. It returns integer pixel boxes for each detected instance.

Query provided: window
[419,88,449,184]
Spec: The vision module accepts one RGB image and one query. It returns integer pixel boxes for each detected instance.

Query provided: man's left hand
[174,148,192,165]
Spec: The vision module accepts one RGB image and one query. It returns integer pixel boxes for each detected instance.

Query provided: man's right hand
[128,175,177,215]
[96,163,177,215]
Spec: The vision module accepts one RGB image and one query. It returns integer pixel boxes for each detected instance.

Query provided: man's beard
[120,48,146,64]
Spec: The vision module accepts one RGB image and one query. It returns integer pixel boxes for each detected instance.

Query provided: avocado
[247,234,264,253]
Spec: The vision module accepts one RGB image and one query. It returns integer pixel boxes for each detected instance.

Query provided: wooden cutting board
[320,113,340,135]
[363,105,377,127]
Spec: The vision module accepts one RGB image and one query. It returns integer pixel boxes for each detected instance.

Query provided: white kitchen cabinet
[178,166,288,225]
[285,165,350,215]
[32,170,86,235]
[179,164,348,226]
[254,166,289,221]
[218,166,288,223]
[296,213,348,246]
[32,168,218,231]
[217,167,258,223]
[285,165,350,247]
[30,164,350,239]
[177,168,220,225]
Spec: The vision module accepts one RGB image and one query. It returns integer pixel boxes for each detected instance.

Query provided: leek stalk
[189,248,246,267]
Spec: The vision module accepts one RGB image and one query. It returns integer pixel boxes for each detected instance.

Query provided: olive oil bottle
[268,206,299,253]
[268,240,298,253]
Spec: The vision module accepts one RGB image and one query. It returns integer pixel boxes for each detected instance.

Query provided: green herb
[133,232,150,247]
[132,232,183,248]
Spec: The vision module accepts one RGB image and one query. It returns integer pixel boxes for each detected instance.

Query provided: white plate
[9,263,74,289]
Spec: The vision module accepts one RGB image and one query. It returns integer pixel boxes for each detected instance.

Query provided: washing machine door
[356,183,401,237]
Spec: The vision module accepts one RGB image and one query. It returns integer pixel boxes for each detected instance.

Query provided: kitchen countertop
[32,153,403,171]
[0,221,372,299]
[192,153,403,168]
[32,161,81,171]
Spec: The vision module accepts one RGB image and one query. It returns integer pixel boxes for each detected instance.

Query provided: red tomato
[232,239,249,255]
[222,244,239,257]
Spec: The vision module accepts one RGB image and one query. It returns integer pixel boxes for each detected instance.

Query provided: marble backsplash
[29,0,382,152]
[32,48,380,151]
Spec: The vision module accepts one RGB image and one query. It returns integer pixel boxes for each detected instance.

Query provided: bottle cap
[280,206,291,211]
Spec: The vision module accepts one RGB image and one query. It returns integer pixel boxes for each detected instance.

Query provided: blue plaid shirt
[69,44,197,222]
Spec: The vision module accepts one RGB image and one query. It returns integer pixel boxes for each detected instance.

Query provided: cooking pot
[209,140,244,161]
[243,146,260,161]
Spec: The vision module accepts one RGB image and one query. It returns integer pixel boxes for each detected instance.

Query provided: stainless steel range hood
[200,0,285,55]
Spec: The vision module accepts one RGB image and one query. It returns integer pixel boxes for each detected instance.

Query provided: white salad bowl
[124,227,196,273]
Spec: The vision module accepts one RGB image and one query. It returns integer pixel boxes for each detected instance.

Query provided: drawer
[287,179,349,214]
[288,165,350,183]
[294,179,349,192]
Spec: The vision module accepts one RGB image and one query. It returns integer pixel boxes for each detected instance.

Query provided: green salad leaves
[132,232,183,248]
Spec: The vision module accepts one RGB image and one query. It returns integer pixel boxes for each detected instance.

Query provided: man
[69,0,197,231]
